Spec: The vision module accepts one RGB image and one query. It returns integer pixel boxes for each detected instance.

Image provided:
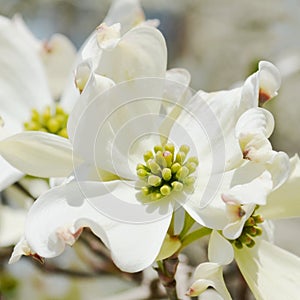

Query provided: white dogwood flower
[186,262,231,300]
[0,0,167,254]
[0,15,76,190]
[189,155,300,299]
[2,61,286,272]
[0,0,166,191]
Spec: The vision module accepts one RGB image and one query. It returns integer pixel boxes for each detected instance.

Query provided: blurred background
[0,0,299,299]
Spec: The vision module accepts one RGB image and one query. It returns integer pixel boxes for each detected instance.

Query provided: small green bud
[144,150,154,162]
[171,162,181,174]
[234,240,243,249]
[253,215,264,224]
[239,234,253,245]
[141,186,150,195]
[185,162,197,174]
[148,159,161,175]
[155,151,167,168]
[58,128,68,138]
[26,121,41,131]
[245,226,257,236]
[47,118,60,133]
[148,175,161,187]
[254,226,263,236]
[56,105,65,115]
[31,109,40,122]
[183,176,196,186]
[160,185,171,196]
[154,145,163,153]
[137,169,148,178]
[179,144,190,154]
[151,192,162,201]
[171,181,183,192]
[187,156,199,166]
[245,217,255,227]
[246,239,256,248]
[176,166,189,180]
[162,168,172,181]
[176,151,186,164]
[163,151,173,167]
[42,106,51,122]
[136,163,146,170]
[164,143,175,155]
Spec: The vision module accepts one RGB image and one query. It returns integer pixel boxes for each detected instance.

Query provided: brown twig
[155,254,180,300]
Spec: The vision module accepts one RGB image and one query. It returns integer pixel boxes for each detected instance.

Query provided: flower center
[136,143,199,201]
[232,207,264,249]
[23,105,68,138]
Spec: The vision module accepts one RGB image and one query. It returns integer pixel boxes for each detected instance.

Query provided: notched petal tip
[9,237,44,264]
[55,226,83,246]
[185,287,197,297]
[258,61,281,105]
[96,22,121,50]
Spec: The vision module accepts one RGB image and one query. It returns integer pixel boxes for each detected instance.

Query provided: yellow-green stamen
[137,143,199,201]
[232,207,264,249]
[24,105,69,138]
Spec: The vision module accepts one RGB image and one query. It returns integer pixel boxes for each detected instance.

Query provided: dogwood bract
[0,0,166,192]
[1,61,287,273]
[187,155,300,299]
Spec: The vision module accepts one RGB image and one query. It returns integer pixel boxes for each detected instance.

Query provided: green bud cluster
[24,105,68,138]
[136,143,199,201]
[232,209,264,249]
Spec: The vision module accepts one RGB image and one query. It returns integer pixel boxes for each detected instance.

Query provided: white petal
[12,14,40,50]
[241,60,281,109]
[24,180,172,272]
[176,89,243,173]
[236,107,274,139]
[222,170,273,206]
[0,16,52,130]
[235,240,300,300]
[0,131,76,177]
[265,151,290,190]
[258,154,300,219]
[96,23,121,50]
[159,68,193,142]
[257,61,281,105]
[164,68,191,104]
[67,65,115,141]
[222,203,256,240]
[95,25,167,82]
[0,205,26,246]
[184,162,271,225]
[104,0,145,33]
[9,237,36,264]
[208,230,234,265]
[74,0,145,65]
[40,33,77,100]
[0,156,23,191]
[71,78,167,179]
[187,262,232,300]
[236,108,275,163]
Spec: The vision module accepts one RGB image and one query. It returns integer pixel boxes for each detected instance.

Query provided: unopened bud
[162,168,172,181]
[160,185,171,196]
[148,175,161,187]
